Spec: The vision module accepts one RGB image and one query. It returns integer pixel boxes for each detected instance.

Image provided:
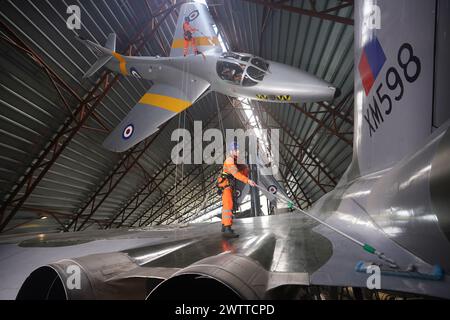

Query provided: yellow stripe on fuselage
[112,51,128,76]
[171,36,220,48]
[139,93,191,113]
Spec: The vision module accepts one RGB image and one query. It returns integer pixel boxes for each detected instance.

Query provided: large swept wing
[103,80,209,152]
[4,211,449,300]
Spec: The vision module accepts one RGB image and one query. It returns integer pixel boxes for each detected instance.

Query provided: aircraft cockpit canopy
[217,52,269,86]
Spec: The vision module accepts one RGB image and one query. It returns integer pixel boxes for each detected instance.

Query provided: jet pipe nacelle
[147,254,269,300]
[16,253,272,300]
[147,233,277,300]
[365,122,450,269]
[17,234,300,300]
[16,254,268,300]
[16,252,153,300]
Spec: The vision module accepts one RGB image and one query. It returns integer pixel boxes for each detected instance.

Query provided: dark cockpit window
[217,54,269,87]
[247,66,265,81]
[222,52,252,62]
[242,75,257,87]
[222,52,241,60]
[251,57,269,71]
[217,61,244,85]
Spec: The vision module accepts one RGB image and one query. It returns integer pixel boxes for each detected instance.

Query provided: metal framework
[263,107,337,190]
[255,92,353,207]
[243,0,354,25]
[289,101,353,146]
[123,104,238,228]
[115,0,354,226]
[159,90,354,224]
[104,159,175,229]
[155,168,220,225]
[0,3,182,232]
[68,123,168,231]
[0,0,355,232]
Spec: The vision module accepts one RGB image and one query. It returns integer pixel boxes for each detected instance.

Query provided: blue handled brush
[355,261,444,281]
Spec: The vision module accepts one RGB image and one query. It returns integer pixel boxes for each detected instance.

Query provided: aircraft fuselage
[105,51,339,104]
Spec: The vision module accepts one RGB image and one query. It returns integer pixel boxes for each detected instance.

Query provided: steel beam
[289,103,353,146]
[142,110,238,226]
[243,0,354,25]
[283,91,353,182]
[263,106,337,186]
[137,166,219,227]
[68,123,168,231]
[161,170,221,225]
[118,103,235,228]
[179,192,222,223]
[164,100,269,225]
[104,160,175,229]
[257,110,313,207]
[258,4,272,56]
[279,155,312,208]
[286,93,354,194]
[0,3,179,232]
[319,2,353,15]
[302,93,354,150]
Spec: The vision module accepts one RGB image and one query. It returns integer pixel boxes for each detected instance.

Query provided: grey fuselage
[106,50,338,104]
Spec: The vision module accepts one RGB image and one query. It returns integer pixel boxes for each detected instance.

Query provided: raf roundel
[268,185,278,194]
[187,10,199,22]
[122,124,134,140]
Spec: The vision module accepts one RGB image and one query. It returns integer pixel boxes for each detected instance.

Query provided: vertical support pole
[250,164,261,216]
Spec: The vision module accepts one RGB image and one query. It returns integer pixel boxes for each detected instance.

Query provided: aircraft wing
[103,81,209,152]
[2,210,449,300]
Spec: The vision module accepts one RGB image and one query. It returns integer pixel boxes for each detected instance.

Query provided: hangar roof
[0,0,354,234]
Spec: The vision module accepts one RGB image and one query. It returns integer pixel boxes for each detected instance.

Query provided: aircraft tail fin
[170,2,222,57]
[78,33,116,78]
[348,1,439,178]
[83,55,113,78]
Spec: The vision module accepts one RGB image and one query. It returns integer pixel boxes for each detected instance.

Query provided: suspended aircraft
[78,2,339,152]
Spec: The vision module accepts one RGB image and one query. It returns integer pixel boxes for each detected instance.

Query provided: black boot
[221,224,225,232]
[222,226,239,238]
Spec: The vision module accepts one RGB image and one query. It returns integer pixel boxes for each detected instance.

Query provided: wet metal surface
[1,205,449,299]
[125,214,333,274]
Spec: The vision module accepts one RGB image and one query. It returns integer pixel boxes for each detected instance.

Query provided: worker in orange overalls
[217,142,256,237]
[183,16,200,56]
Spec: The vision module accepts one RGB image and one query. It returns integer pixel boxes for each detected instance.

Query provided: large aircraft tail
[335,0,450,273]
[170,2,222,57]
[348,0,441,179]
[79,33,116,78]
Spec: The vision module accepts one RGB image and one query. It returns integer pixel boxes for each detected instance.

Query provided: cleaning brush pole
[254,184,398,268]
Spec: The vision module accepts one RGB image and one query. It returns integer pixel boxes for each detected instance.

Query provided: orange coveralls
[183,21,198,56]
[218,156,250,227]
